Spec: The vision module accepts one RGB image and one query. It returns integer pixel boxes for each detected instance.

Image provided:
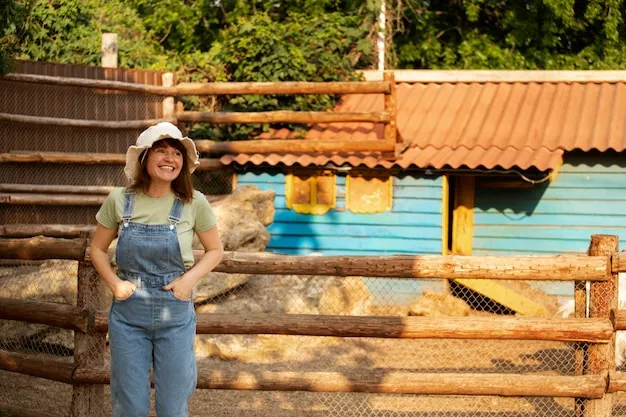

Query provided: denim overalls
[108,190,196,417]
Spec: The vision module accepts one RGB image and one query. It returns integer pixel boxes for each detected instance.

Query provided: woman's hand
[113,280,137,300]
[163,276,194,301]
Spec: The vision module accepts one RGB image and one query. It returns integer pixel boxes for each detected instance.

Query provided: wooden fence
[0,234,625,417]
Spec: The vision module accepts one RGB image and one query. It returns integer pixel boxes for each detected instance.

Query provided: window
[285,171,336,215]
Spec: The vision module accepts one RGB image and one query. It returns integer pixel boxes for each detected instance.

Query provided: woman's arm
[163,226,224,300]
[90,223,136,299]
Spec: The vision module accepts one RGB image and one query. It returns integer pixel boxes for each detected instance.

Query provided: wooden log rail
[0,151,223,170]
[0,349,607,398]
[0,297,88,333]
[2,72,397,152]
[3,73,391,96]
[90,312,612,343]
[0,236,617,280]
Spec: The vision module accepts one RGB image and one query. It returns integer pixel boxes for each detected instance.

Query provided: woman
[90,122,224,417]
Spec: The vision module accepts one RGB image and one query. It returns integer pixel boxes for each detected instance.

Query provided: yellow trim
[548,158,564,182]
[441,175,449,255]
[451,176,474,256]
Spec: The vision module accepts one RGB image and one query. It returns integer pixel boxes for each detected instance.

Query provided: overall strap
[122,190,135,227]
[168,197,184,230]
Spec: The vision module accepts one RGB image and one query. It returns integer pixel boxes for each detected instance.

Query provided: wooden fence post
[71,261,106,417]
[582,234,619,417]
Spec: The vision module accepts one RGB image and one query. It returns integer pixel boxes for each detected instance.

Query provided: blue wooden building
[220,71,626,309]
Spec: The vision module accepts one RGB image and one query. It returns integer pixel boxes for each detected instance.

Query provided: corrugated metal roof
[220,146,564,171]
[222,80,626,171]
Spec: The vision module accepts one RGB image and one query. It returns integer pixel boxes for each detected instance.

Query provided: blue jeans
[109,274,197,417]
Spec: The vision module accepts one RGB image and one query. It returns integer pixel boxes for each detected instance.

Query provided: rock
[408,291,471,317]
[319,277,372,316]
[194,185,275,253]
[195,274,372,361]
[194,272,250,304]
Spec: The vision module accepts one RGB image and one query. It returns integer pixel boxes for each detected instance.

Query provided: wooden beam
[93,312,613,343]
[3,72,177,95]
[5,73,390,96]
[0,193,106,206]
[0,184,116,194]
[361,69,626,83]
[1,237,612,280]
[210,251,611,281]
[0,236,87,260]
[194,139,395,155]
[0,152,223,170]
[176,81,391,95]
[0,224,96,238]
[608,371,626,393]
[0,349,74,384]
[0,297,88,332]
[0,112,176,129]
[0,152,125,164]
[71,365,606,398]
[178,111,391,124]
[383,72,397,144]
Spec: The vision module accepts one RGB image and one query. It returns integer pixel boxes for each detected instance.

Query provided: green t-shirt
[96,187,217,269]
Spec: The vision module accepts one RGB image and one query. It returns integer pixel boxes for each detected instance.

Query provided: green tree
[0,0,27,74]
[392,0,626,69]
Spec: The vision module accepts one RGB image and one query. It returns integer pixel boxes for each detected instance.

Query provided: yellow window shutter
[286,172,336,215]
[346,174,393,213]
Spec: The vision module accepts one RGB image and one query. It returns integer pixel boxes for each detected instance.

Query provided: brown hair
[131,138,195,203]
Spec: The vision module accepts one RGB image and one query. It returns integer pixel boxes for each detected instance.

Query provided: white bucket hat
[124,122,200,182]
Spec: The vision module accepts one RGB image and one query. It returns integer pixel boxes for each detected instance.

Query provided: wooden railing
[0,234,624,417]
[1,72,398,155]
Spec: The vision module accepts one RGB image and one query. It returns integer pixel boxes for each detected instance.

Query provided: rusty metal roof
[221,80,626,171]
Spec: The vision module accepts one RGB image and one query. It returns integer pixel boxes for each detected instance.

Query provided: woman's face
[145,142,184,185]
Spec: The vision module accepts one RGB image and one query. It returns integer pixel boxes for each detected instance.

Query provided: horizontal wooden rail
[0,224,96,238]
[2,237,611,281]
[0,112,176,129]
[176,81,390,95]
[3,73,177,95]
[608,371,626,392]
[71,366,606,398]
[1,193,106,206]
[0,184,116,195]
[4,73,390,96]
[194,139,396,155]
[211,251,610,281]
[0,236,88,260]
[177,110,391,124]
[0,297,88,333]
[0,349,74,384]
[0,151,223,170]
[92,312,612,343]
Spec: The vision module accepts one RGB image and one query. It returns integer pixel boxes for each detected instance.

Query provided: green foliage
[393,0,626,69]
[11,0,166,68]
[0,0,27,74]
[199,11,372,139]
